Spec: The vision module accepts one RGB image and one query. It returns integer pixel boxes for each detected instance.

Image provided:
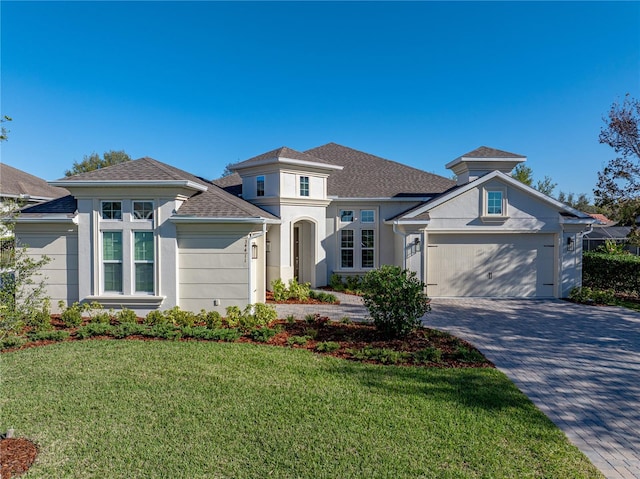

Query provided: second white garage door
[426,234,556,298]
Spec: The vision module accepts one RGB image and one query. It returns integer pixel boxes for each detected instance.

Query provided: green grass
[0,341,602,478]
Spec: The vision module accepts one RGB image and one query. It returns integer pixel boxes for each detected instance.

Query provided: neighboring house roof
[29,157,278,222]
[584,226,632,240]
[588,213,614,225]
[0,163,68,200]
[306,143,456,198]
[18,195,78,219]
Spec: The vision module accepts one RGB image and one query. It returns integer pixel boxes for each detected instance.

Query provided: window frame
[361,229,375,269]
[340,210,354,223]
[340,229,354,268]
[132,200,154,221]
[133,231,155,294]
[256,176,265,197]
[482,186,508,220]
[101,200,122,220]
[361,210,375,223]
[102,231,123,293]
[335,207,378,271]
[299,176,310,197]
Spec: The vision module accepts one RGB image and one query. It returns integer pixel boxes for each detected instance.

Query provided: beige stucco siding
[15,223,79,309]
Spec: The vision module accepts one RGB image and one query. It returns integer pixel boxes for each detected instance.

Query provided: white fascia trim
[12,216,76,223]
[170,216,281,225]
[384,219,430,226]
[426,228,545,234]
[329,196,436,203]
[233,157,343,172]
[560,218,595,225]
[401,171,593,220]
[1,193,57,202]
[49,180,209,192]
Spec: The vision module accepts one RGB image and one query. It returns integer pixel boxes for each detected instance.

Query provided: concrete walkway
[275,295,640,479]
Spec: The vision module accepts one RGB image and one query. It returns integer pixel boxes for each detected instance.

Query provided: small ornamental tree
[361,265,431,338]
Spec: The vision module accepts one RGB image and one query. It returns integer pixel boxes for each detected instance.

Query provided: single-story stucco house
[14,143,593,314]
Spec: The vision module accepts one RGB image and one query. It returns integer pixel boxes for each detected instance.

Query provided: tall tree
[511,164,556,196]
[595,94,640,224]
[0,115,11,141]
[65,150,132,177]
[220,162,235,177]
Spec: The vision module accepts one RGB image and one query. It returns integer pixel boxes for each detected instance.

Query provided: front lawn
[0,341,602,478]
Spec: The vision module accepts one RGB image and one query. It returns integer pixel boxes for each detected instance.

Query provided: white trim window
[361,210,375,223]
[256,176,265,197]
[482,187,508,220]
[300,176,309,197]
[101,201,122,220]
[103,231,123,292]
[340,229,354,268]
[133,201,154,220]
[361,229,375,268]
[340,210,354,222]
[134,231,154,293]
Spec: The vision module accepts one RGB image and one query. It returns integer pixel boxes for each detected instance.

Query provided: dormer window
[300,176,309,197]
[487,191,503,215]
[482,187,508,221]
[256,176,265,197]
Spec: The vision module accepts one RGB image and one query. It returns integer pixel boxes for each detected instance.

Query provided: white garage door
[426,234,555,298]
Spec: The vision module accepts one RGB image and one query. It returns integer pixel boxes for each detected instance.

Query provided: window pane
[362,250,374,268]
[103,232,122,260]
[134,232,154,261]
[101,201,122,220]
[341,250,354,268]
[340,210,354,222]
[135,264,154,293]
[300,176,309,196]
[341,230,354,248]
[487,191,503,215]
[361,210,375,223]
[361,230,374,248]
[104,263,122,292]
[257,176,265,197]
[133,201,154,220]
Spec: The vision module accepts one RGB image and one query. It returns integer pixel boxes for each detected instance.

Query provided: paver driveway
[428,299,640,479]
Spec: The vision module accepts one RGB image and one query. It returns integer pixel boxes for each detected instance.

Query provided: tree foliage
[65,150,132,177]
[595,95,640,224]
[361,265,430,338]
[511,164,556,197]
[0,115,11,142]
[220,163,235,177]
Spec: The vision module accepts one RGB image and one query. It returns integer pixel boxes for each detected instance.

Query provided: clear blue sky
[2,1,639,199]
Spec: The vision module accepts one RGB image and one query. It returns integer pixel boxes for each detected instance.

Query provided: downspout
[392,222,409,269]
[247,222,268,307]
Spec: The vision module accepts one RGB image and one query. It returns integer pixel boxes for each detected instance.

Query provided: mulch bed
[0,438,38,478]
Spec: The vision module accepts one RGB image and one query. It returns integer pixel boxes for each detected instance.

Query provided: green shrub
[345,275,361,292]
[361,265,430,338]
[569,286,615,305]
[225,306,243,327]
[304,313,317,324]
[287,335,309,346]
[28,330,70,342]
[116,308,138,324]
[201,310,222,329]
[144,310,167,326]
[181,326,212,339]
[315,341,340,353]
[75,323,115,339]
[309,291,338,303]
[59,301,83,328]
[164,306,196,327]
[271,278,289,302]
[288,278,311,301]
[0,335,27,350]
[249,327,279,342]
[252,303,277,326]
[350,346,410,364]
[113,322,147,338]
[413,347,442,364]
[583,252,640,295]
[303,328,318,339]
[199,328,241,342]
[453,346,486,363]
[329,273,344,291]
[147,323,180,339]
[286,314,296,324]
[340,316,352,324]
[27,298,52,331]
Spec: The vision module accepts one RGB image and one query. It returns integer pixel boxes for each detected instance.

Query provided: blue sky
[2,1,639,199]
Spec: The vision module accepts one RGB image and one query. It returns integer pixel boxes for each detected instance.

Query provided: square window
[341,250,354,268]
[487,191,503,215]
[340,210,354,222]
[362,250,374,268]
[135,263,154,293]
[103,231,122,261]
[133,201,154,220]
[341,230,354,248]
[361,230,374,248]
[300,176,309,197]
[101,201,122,220]
[257,176,265,197]
[361,210,375,223]
[104,264,123,292]
[134,232,154,261]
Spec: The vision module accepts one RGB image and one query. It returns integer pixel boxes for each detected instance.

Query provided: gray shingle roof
[232,147,334,169]
[459,146,525,158]
[1,163,69,199]
[19,195,78,217]
[42,157,278,221]
[305,143,455,198]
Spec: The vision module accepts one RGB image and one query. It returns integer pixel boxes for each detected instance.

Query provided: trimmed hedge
[583,252,640,294]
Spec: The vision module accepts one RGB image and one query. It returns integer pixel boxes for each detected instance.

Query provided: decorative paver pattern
[276,295,640,478]
[427,299,640,479]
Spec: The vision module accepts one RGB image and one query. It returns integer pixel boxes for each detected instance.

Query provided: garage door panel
[427,234,555,298]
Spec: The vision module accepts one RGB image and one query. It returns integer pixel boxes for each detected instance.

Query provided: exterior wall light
[251,244,258,259]
[567,236,575,251]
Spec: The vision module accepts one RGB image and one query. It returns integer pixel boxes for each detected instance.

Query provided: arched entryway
[292,219,317,287]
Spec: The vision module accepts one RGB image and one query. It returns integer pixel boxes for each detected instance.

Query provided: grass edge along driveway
[0,340,603,478]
